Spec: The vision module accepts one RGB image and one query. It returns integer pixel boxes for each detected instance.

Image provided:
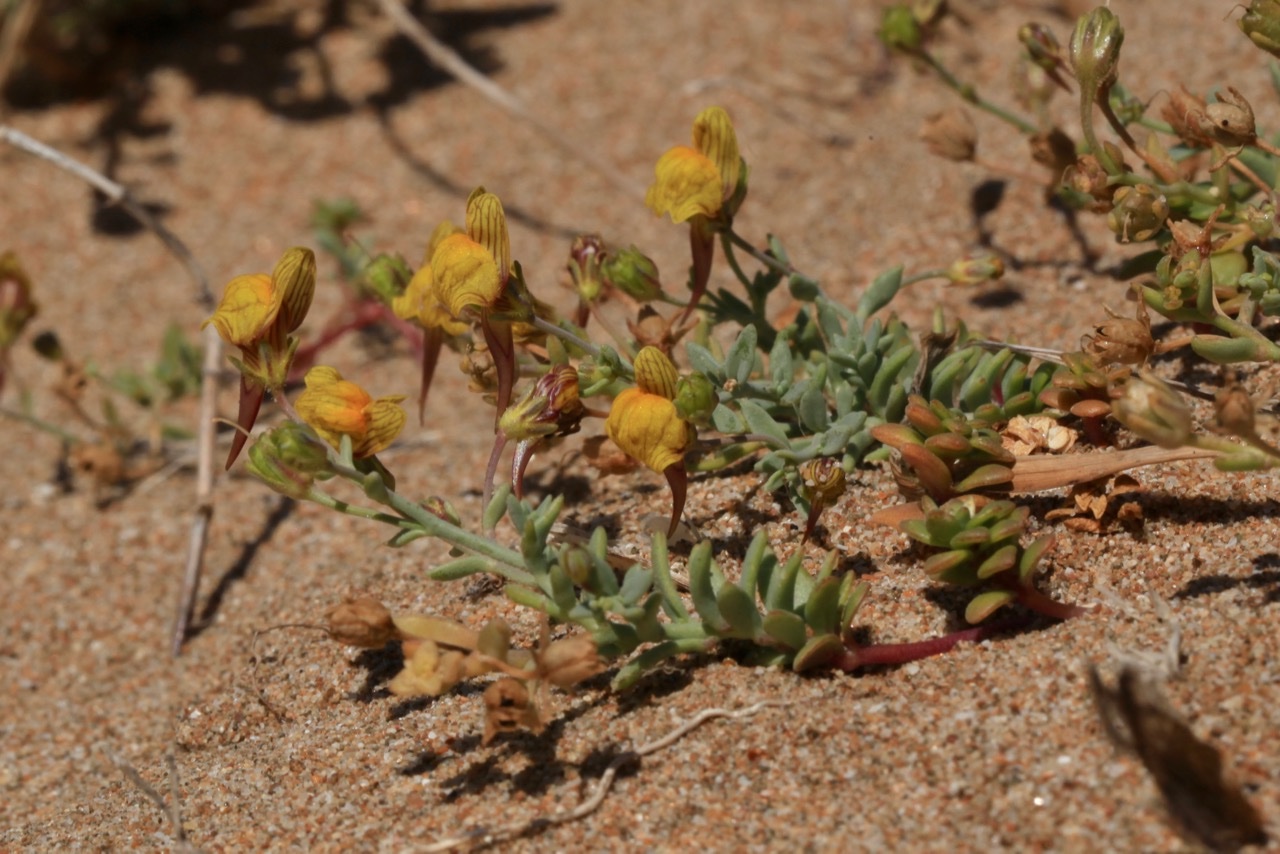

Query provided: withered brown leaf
[1089,666,1268,853]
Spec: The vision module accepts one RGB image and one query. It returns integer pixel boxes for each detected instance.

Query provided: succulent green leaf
[965,590,1017,624]
[687,541,724,628]
[792,633,845,672]
[1018,534,1056,584]
[975,544,1018,579]
[716,582,763,639]
[740,399,792,448]
[804,576,844,636]
[762,609,809,650]
[618,565,654,605]
[428,555,492,580]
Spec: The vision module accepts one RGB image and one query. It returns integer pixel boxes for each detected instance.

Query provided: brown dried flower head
[919,108,977,162]
[326,595,398,648]
[1082,297,1154,367]
[482,678,544,744]
[1202,87,1256,148]
[1161,86,1213,147]
[536,633,605,689]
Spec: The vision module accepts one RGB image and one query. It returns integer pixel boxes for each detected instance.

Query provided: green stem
[725,228,803,280]
[0,405,83,443]
[719,231,755,290]
[529,315,601,359]
[902,269,950,287]
[920,52,1037,135]
[305,488,411,527]
[1079,87,1122,175]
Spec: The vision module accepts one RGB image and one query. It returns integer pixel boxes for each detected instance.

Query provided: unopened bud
[1069,6,1124,96]
[0,251,38,349]
[499,365,584,441]
[568,235,606,303]
[1019,22,1065,73]
[1214,371,1258,440]
[674,372,717,427]
[1107,185,1168,242]
[537,634,605,689]
[1111,373,1193,449]
[601,245,663,301]
[362,252,412,304]
[246,423,335,498]
[879,4,923,54]
[947,253,1005,286]
[271,247,317,336]
[1239,0,1280,59]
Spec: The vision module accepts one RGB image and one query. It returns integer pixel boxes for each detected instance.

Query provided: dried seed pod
[325,595,398,648]
[482,678,544,744]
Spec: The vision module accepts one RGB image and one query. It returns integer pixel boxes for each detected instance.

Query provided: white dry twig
[424,699,789,852]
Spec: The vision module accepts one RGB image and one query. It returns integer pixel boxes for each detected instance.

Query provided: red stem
[832,616,1029,671]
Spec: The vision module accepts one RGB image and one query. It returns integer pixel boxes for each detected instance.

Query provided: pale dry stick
[373,0,643,200]
[0,124,219,656]
[108,749,198,852]
[423,699,789,852]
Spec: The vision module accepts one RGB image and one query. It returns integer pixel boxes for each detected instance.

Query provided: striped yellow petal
[692,106,741,203]
[605,387,695,474]
[204,273,278,348]
[431,233,501,318]
[645,146,722,223]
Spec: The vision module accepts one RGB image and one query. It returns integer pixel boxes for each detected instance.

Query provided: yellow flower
[295,365,407,458]
[606,388,693,473]
[645,106,742,224]
[391,264,470,337]
[430,187,510,319]
[605,347,695,535]
[205,247,316,354]
[205,247,317,469]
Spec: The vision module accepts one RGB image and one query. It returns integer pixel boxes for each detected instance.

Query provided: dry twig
[424,699,789,851]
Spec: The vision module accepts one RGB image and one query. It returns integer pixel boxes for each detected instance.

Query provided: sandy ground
[1,0,1278,850]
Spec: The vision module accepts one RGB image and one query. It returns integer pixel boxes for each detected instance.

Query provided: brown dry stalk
[423,699,789,852]
[1007,445,1221,492]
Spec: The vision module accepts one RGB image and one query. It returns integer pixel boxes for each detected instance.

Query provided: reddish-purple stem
[832,616,1029,671]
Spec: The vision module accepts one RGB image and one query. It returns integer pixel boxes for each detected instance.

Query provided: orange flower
[204,247,316,468]
[295,366,406,458]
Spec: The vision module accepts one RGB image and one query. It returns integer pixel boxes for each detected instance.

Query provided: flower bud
[801,457,847,506]
[919,108,977,162]
[1019,22,1065,73]
[1239,0,1280,59]
[1244,202,1276,240]
[633,346,679,399]
[567,234,606,303]
[673,372,717,427]
[1081,300,1153,367]
[1106,185,1168,242]
[0,251,37,350]
[1069,6,1124,95]
[879,4,923,54]
[601,245,664,301]
[499,365,584,441]
[1111,373,1193,449]
[271,247,317,336]
[946,252,1005,286]
[362,252,412,304]
[245,423,335,498]
[326,595,398,648]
